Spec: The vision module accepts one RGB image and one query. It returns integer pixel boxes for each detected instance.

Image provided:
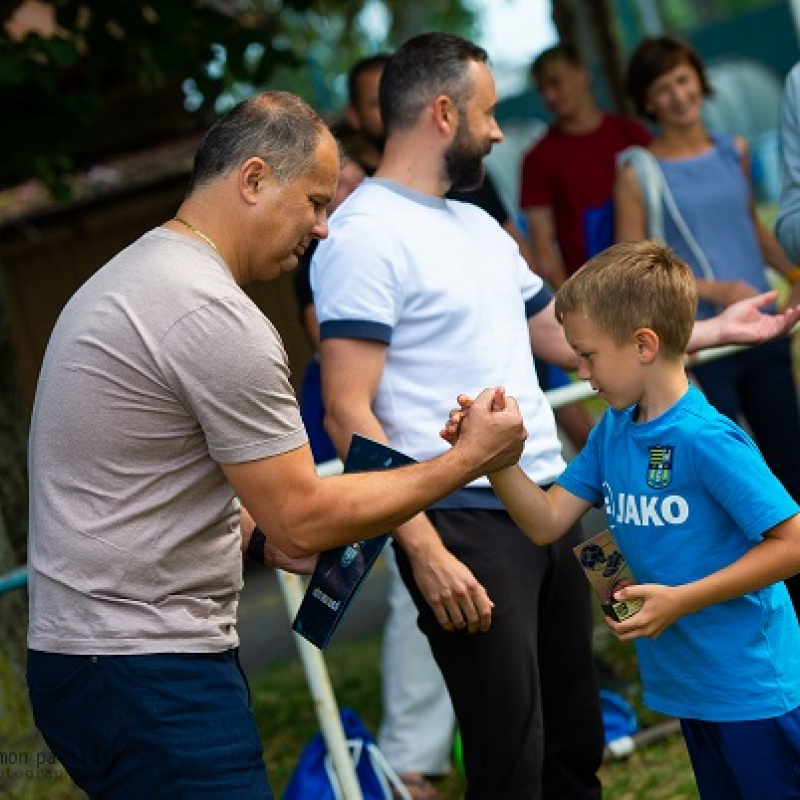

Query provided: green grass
[252,627,699,800]
[5,624,698,799]
[1,649,86,800]
[591,626,699,800]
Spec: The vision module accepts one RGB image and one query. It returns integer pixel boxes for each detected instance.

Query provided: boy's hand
[604,583,689,640]
[440,388,506,445]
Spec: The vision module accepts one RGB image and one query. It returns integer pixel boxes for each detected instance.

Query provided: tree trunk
[552,0,633,114]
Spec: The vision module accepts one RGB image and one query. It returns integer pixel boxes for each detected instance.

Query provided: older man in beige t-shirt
[26,90,527,800]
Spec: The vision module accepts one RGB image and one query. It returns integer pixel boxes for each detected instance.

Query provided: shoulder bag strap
[619,146,716,283]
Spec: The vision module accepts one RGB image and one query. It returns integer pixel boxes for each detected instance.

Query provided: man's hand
[415,387,515,633]
[452,386,525,476]
[716,289,800,345]
[264,542,319,575]
[241,506,318,574]
[408,538,495,634]
[441,387,506,444]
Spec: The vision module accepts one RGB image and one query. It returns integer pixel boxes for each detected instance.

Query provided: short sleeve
[312,213,405,343]
[159,296,307,464]
[693,426,799,541]
[556,420,606,505]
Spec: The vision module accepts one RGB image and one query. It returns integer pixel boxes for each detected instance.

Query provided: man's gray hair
[187,91,327,193]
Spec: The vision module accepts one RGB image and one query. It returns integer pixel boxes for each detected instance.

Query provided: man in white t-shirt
[26,90,528,800]
[312,33,800,800]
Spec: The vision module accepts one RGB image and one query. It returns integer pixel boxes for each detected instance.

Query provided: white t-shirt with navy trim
[312,178,565,497]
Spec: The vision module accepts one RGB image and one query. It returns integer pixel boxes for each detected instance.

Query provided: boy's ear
[634,328,659,363]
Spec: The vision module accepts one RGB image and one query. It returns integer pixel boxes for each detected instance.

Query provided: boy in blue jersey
[442,239,800,800]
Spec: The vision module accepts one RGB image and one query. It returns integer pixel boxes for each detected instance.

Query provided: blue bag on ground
[283,708,410,800]
[600,689,638,744]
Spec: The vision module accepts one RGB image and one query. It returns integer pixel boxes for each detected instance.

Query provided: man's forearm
[324,402,443,556]
[323,400,386,461]
[686,316,724,353]
[392,511,444,559]
[685,290,800,353]
[265,447,489,556]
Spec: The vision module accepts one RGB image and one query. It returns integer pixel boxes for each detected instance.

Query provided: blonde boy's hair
[554,241,698,359]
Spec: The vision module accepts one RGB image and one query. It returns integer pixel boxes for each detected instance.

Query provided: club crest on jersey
[647,446,674,489]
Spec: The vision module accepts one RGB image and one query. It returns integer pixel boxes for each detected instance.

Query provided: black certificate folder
[291,434,415,649]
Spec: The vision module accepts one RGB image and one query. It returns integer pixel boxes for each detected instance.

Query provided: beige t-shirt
[27,229,307,654]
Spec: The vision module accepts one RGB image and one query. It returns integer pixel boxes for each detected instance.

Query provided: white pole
[277,569,363,800]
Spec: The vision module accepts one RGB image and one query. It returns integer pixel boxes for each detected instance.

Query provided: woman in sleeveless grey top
[613,35,800,614]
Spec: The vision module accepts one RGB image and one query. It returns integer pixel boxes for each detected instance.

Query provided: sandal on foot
[393,773,438,800]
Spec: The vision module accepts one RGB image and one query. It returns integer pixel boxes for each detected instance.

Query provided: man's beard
[445,127,489,191]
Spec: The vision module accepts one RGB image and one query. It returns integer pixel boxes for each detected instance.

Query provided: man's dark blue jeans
[27,648,273,799]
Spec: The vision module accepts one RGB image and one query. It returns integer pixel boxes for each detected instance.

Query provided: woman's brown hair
[625,35,713,121]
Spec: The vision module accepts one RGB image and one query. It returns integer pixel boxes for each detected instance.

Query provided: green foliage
[1,1,259,191]
[657,0,779,34]
[0,645,82,800]
[1,0,478,195]
[250,630,697,800]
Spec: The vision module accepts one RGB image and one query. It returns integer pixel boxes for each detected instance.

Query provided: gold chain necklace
[172,216,220,254]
